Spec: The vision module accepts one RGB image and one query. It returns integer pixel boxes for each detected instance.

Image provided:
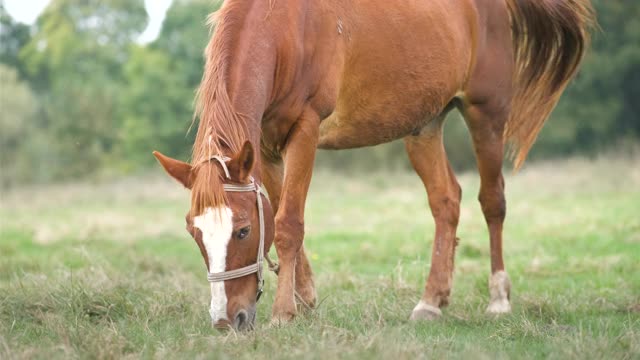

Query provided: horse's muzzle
[213,308,256,332]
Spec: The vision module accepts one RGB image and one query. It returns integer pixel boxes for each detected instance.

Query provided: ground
[1,154,639,359]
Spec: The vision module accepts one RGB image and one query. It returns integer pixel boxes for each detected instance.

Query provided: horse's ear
[153,151,194,189]
[228,141,255,182]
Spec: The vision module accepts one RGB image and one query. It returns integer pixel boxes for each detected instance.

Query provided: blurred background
[1,2,638,356]
[0,0,638,188]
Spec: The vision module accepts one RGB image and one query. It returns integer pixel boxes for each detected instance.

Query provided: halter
[206,155,268,301]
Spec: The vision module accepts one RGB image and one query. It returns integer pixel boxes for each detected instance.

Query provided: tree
[153,0,219,86]
[116,46,194,168]
[0,3,31,77]
[532,0,640,158]
[0,64,46,187]
[19,0,147,178]
[116,0,221,168]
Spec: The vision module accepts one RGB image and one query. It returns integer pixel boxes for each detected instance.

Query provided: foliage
[0,0,638,185]
[153,0,215,87]
[533,0,640,158]
[116,46,190,168]
[12,0,147,179]
[0,4,30,77]
[116,0,218,168]
[0,64,44,188]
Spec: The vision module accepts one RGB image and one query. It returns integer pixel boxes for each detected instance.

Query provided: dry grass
[1,153,639,359]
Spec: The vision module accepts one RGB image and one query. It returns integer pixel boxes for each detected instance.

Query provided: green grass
[1,155,639,359]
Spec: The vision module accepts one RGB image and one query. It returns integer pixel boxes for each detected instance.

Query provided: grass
[1,154,639,359]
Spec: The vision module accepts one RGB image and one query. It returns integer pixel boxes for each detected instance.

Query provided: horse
[153,0,594,330]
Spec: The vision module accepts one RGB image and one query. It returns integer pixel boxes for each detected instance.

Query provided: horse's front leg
[261,153,317,312]
[271,108,320,324]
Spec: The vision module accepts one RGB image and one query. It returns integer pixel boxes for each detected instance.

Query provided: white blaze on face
[193,206,234,322]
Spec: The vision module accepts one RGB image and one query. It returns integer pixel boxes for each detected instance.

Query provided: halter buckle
[256,279,265,302]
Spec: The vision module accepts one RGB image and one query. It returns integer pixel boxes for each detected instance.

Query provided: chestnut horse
[154,0,594,330]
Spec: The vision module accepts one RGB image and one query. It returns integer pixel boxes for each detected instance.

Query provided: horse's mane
[190,1,250,217]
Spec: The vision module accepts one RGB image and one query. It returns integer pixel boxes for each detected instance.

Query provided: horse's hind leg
[404,116,461,321]
[462,102,512,314]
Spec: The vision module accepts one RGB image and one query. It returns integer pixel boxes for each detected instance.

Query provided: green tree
[153,0,218,86]
[116,0,220,167]
[117,46,194,167]
[0,3,31,77]
[19,0,147,178]
[0,64,47,187]
[533,0,640,158]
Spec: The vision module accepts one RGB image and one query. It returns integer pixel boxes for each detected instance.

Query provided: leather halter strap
[205,155,268,301]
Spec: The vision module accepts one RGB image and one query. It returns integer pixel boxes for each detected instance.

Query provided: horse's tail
[504,0,595,169]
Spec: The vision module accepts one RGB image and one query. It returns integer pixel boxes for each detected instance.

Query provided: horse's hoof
[409,300,442,321]
[270,312,295,327]
[486,299,511,314]
[487,270,511,315]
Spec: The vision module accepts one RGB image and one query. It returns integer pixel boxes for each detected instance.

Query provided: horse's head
[153,141,274,331]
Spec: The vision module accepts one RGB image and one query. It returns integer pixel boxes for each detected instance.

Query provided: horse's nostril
[234,310,248,329]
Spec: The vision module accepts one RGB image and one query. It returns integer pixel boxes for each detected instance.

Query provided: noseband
[206,155,269,301]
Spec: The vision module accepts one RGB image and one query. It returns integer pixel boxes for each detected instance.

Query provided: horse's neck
[209,0,320,171]
[200,1,286,182]
[217,2,311,144]
[221,1,308,112]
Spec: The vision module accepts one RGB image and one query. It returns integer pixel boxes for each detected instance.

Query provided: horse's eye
[236,226,251,240]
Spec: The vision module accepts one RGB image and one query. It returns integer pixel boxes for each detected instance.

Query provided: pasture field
[1,154,639,359]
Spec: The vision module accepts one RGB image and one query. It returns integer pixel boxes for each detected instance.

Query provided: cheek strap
[206,155,269,301]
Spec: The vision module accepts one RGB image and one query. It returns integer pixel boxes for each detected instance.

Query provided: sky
[3,0,174,44]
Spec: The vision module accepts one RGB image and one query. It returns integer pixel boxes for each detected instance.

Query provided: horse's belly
[317,67,462,149]
[317,117,412,150]
[317,101,445,150]
[316,0,473,150]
